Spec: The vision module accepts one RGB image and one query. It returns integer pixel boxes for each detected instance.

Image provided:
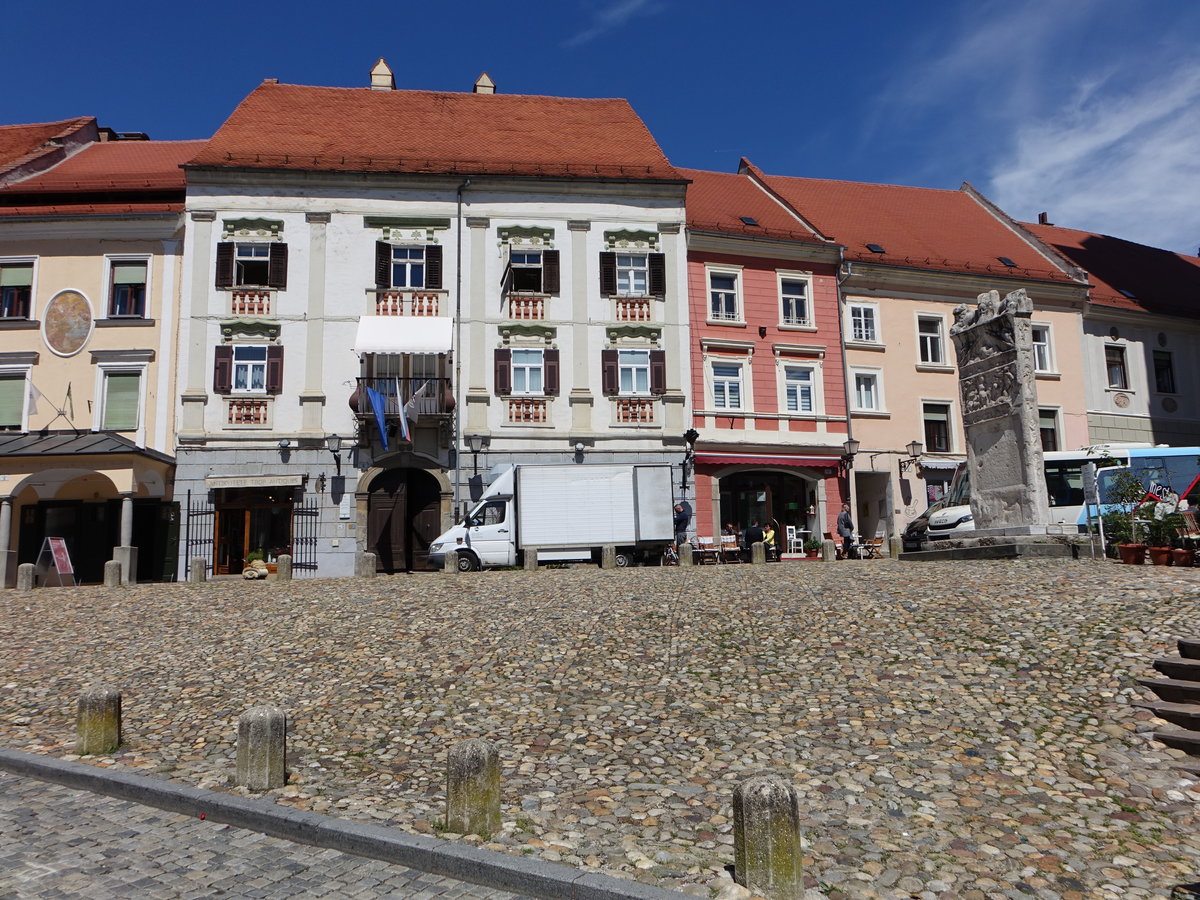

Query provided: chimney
[1037,211,1051,225]
[370,58,395,91]
[473,72,496,94]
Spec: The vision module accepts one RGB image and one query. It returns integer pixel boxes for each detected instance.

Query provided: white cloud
[563,0,660,48]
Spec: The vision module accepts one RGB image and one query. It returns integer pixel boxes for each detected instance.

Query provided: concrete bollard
[822,539,837,562]
[443,548,459,574]
[446,738,500,837]
[524,548,539,572]
[355,552,377,578]
[275,554,292,581]
[680,542,694,567]
[889,535,903,558]
[16,563,35,591]
[76,686,121,755]
[103,560,122,588]
[751,541,766,564]
[733,775,804,899]
[600,545,617,569]
[188,557,207,583]
[236,706,287,791]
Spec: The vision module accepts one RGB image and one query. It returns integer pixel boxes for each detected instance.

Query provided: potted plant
[1145,510,1185,566]
[803,538,823,559]
[1102,469,1149,564]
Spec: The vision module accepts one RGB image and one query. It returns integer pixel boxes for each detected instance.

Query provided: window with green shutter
[102,372,140,431]
[0,375,24,430]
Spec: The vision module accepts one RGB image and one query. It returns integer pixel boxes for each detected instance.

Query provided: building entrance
[718,470,816,537]
[367,468,442,572]
[214,487,295,575]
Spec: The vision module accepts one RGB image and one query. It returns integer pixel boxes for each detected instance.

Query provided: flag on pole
[27,381,42,416]
[365,386,389,451]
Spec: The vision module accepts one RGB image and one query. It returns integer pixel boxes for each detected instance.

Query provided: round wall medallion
[1163,396,1179,413]
[42,290,94,357]
[1113,392,1131,408]
[1109,327,1120,341]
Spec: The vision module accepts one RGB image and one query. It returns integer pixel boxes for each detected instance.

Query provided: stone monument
[950,288,1048,536]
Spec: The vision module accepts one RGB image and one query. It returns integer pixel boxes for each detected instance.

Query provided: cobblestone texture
[2,558,1199,899]
[0,771,528,898]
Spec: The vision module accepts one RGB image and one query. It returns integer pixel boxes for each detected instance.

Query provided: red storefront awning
[694,453,840,469]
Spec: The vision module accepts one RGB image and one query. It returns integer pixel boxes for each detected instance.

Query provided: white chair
[786,525,803,554]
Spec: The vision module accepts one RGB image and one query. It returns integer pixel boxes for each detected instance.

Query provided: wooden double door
[367,468,442,572]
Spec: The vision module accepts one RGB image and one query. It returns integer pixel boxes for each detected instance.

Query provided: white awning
[353,316,452,354]
[919,457,963,470]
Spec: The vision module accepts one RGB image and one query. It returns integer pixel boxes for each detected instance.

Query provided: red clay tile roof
[0,117,97,180]
[188,82,683,181]
[0,141,200,218]
[1025,222,1200,317]
[751,163,1076,283]
[680,168,827,245]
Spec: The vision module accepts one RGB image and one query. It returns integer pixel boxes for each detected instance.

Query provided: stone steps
[1133,700,1200,730]
[1153,657,1200,680]
[1152,729,1200,755]
[1138,677,1200,704]
[1141,639,1200,758]
[1178,638,1200,660]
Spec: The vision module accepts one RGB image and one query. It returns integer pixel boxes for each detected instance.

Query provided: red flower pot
[1117,543,1147,565]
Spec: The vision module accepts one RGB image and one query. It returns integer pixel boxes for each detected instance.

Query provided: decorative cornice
[222,218,284,240]
[0,351,38,365]
[498,225,554,246]
[772,342,826,358]
[306,212,331,225]
[220,319,282,341]
[465,217,490,229]
[657,223,682,235]
[498,323,557,344]
[605,324,662,345]
[363,216,451,242]
[700,337,756,355]
[604,229,659,251]
[567,220,591,232]
[189,210,216,222]
[90,349,155,364]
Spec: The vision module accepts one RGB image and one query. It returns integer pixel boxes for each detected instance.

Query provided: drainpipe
[453,177,471,516]
[834,250,859,535]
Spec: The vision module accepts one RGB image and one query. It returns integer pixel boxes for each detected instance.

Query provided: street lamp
[681,428,699,492]
[465,433,486,475]
[839,438,861,474]
[326,434,343,475]
[899,440,924,474]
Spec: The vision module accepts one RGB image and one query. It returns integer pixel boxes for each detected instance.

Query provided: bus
[925,444,1200,539]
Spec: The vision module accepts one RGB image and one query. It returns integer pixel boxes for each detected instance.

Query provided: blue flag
[365,386,389,451]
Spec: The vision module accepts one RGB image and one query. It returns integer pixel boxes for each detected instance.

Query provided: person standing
[743,519,765,561]
[673,501,692,547]
[836,502,855,558]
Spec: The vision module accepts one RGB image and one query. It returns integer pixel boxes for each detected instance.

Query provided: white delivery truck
[427,463,675,571]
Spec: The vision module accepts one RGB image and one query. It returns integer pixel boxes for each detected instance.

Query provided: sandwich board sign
[35,537,77,587]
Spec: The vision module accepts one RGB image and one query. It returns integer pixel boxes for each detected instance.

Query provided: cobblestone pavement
[2,558,1199,900]
[0,770,529,899]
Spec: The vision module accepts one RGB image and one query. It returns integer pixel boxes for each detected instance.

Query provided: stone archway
[365,467,445,573]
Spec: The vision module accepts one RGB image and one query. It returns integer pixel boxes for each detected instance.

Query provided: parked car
[902,499,948,551]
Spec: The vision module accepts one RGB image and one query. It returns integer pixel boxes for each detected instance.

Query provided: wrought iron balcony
[352,377,453,418]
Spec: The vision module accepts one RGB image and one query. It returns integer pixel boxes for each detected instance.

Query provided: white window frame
[847,301,880,344]
[511,347,545,396]
[706,265,743,324]
[1031,323,1054,373]
[615,253,649,297]
[390,245,426,289]
[233,344,269,395]
[778,272,813,328]
[617,348,650,396]
[850,367,884,412]
[1038,406,1061,451]
[105,255,152,319]
[93,362,147,435]
[1104,344,1129,390]
[509,249,544,293]
[777,359,822,415]
[921,400,953,453]
[234,242,271,287]
[0,366,31,432]
[0,257,37,320]
[916,314,946,366]
[708,357,747,411]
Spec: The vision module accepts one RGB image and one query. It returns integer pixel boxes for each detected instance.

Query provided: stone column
[0,497,13,588]
[600,545,617,569]
[680,543,694,567]
[112,494,138,586]
[821,538,837,562]
[103,560,122,587]
[446,738,500,837]
[751,541,766,564]
[180,210,215,437]
[355,552,377,578]
[733,775,804,899]
[16,563,34,591]
[236,706,287,791]
[567,220,594,433]
[442,549,459,574]
[299,212,330,435]
[275,554,292,581]
[464,217,492,433]
[523,549,538,572]
[188,557,207,583]
[76,686,122,755]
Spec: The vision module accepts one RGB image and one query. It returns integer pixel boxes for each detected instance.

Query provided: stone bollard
[446,738,500,837]
[751,541,766,564]
[16,563,35,591]
[822,539,837,562]
[188,557,207,583]
[680,542,694,567]
[275,554,292,581]
[103,560,122,588]
[236,706,287,791]
[733,775,804,899]
[524,548,538,572]
[443,548,459,574]
[355,552,377,578]
[889,535,903,558]
[600,545,617,569]
[76,686,121,755]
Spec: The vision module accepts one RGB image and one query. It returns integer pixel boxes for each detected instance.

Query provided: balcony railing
[227,398,270,426]
[375,290,443,316]
[506,397,549,424]
[353,377,452,418]
[231,290,272,316]
[615,297,652,322]
[507,294,546,320]
[614,396,656,425]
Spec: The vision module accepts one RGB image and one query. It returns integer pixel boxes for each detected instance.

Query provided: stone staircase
[1137,637,1200,774]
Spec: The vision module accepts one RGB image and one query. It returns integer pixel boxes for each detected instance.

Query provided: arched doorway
[367,468,442,573]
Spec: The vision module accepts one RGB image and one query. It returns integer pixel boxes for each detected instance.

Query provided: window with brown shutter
[544,349,560,396]
[267,244,288,290]
[266,345,284,394]
[599,252,617,296]
[213,345,233,393]
[601,349,618,396]
[494,348,512,395]
[375,242,390,289]
[649,350,666,395]
[425,245,443,290]
[648,253,666,298]
[215,243,234,289]
[541,249,560,294]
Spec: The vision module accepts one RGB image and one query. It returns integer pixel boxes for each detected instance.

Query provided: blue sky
[8,0,1199,255]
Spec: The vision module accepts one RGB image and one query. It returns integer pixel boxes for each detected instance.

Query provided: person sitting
[762,523,777,559]
[743,519,765,560]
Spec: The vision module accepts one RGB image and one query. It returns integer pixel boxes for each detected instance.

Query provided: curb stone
[0,747,693,900]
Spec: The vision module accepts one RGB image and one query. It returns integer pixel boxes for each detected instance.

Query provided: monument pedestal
[900,533,1096,561]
